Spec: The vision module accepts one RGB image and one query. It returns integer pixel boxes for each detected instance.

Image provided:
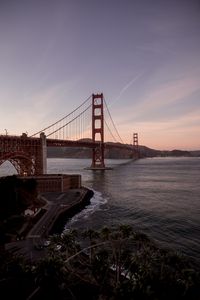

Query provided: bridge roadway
[0,134,133,150]
[5,187,92,261]
[47,138,133,150]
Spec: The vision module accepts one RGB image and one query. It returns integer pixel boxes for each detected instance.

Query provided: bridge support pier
[40,132,47,174]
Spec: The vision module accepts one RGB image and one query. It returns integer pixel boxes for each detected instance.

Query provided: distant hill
[140,148,200,157]
[47,140,199,159]
[47,146,92,158]
[189,150,200,157]
[159,149,192,157]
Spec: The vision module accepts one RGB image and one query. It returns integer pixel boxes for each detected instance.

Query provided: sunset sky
[0,0,200,150]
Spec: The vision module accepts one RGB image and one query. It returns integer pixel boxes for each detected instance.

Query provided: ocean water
[1,157,200,262]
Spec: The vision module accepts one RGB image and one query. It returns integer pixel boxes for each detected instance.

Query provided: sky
[0,0,200,150]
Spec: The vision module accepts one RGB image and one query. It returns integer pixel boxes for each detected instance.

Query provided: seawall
[27,187,94,239]
[49,188,94,235]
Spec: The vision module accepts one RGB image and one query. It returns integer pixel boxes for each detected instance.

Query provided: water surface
[1,157,200,262]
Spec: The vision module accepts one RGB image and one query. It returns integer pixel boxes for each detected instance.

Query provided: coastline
[46,187,94,235]
[28,186,94,239]
[5,186,94,260]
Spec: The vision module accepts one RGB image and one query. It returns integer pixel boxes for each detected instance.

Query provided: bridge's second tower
[91,93,105,169]
[133,132,140,158]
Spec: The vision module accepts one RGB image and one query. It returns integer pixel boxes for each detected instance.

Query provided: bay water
[1,157,200,262]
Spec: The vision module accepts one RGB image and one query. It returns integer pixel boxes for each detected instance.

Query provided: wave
[64,189,108,229]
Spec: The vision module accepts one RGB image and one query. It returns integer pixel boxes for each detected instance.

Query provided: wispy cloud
[145,76,199,106]
[119,105,200,149]
[114,73,200,149]
[125,75,200,122]
[3,80,77,135]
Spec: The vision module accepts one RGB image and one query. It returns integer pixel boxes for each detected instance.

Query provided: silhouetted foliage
[1,225,200,299]
[0,175,37,220]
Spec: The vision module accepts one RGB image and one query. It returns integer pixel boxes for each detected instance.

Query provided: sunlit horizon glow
[0,0,200,151]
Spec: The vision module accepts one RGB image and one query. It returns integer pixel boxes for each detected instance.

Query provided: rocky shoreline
[5,187,94,260]
[49,188,94,235]
[27,187,94,239]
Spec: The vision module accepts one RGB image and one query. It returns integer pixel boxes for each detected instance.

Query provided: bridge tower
[133,133,140,158]
[91,93,105,169]
[39,132,47,174]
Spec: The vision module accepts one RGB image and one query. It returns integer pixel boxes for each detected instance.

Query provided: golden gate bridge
[0,93,139,175]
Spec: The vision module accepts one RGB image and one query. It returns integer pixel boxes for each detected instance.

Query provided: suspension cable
[46,103,92,137]
[31,94,92,137]
[103,97,124,143]
[104,119,118,142]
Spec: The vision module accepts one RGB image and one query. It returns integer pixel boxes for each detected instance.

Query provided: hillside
[47,141,199,159]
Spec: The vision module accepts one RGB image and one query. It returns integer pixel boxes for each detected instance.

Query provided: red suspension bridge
[0,93,139,175]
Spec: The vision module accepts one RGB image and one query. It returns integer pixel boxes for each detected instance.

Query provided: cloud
[144,76,199,107]
[0,79,78,136]
[123,74,200,123]
[122,106,200,149]
[112,73,200,149]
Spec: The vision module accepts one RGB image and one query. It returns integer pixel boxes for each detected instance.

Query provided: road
[5,187,92,261]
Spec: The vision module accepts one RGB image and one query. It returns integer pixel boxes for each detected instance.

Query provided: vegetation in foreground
[0,224,200,299]
[0,175,45,243]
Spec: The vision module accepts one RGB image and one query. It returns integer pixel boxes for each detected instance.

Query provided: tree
[1,224,200,299]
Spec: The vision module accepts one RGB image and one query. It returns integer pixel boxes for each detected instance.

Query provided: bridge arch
[0,133,47,175]
[0,152,35,175]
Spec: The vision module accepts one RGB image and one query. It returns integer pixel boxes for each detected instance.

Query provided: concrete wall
[19,174,82,193]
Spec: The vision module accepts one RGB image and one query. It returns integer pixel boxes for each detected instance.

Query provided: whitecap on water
[64,189,108,228]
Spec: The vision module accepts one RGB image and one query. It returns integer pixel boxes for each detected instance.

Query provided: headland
[3,173,94,261]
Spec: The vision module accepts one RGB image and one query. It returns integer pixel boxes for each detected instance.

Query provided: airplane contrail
[109,72,144,107]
